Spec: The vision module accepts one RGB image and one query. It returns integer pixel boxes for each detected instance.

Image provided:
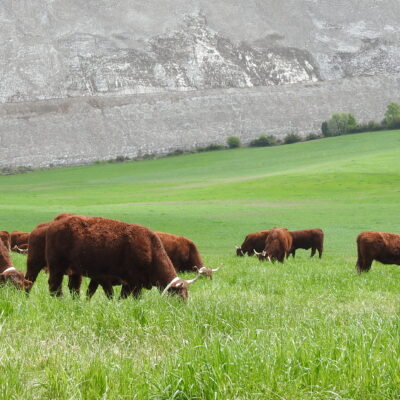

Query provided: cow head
[195,266,220,279]
[254,250,271,262]
[235,246,244,256]
[11,245,28,255]
[162,275,200,300]
[0,267,33,290]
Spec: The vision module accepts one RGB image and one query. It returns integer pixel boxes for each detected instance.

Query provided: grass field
[0,130,400,399]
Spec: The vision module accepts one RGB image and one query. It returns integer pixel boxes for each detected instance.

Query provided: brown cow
[45,215,199,299]
[26,216,115,298]
[0,231,10,250]
[12,244,29,255]
[10,231,30,253]
[155,231,204,272]
[0,239,32,290]
[236,230,271,256]
[256,228,292,263]
[356,231,400,273]
[288,229,324,258]
[81,230,217,297]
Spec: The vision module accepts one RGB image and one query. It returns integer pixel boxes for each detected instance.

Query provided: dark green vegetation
[0,131,399,399]
[322,102,400,137]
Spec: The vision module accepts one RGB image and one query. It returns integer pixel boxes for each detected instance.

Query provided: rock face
[1,0,400,103]
[1,0,400,167]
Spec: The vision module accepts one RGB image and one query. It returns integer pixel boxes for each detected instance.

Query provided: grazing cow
[45,215,199,299]
[12,244,29,255]
[0,231,10,250]
[155,231,204,272]
[256,228,292,263]
[25,218,98,297]
[83,230,218,297]
[356,231,400,273]
[10,231,30,252]
[288,229,324,258]
[194,266,220,279]
[0,238,32,290]
[236,230,272,256]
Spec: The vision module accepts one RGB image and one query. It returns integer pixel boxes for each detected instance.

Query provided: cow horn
[211,267,220,272]
[184,275,200,285]
[267,256,271,262]
[235,245,240,249]
[162,277,180,295]
[254,249,261,255]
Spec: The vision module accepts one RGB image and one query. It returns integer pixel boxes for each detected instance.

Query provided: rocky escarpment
[1,0,400,103]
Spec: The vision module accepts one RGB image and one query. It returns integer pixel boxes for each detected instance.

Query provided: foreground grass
[0,131,400,399]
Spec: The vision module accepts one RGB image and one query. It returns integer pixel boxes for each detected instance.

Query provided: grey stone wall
[1,74,399,168]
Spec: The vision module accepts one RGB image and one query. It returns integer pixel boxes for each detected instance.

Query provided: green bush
[322,113,358,137]
[382,102,400,129]
[305,133,321,141]
[249,135,278,147]
[284,133,302,144]
[227,136,241,148]
[196,144,225,152]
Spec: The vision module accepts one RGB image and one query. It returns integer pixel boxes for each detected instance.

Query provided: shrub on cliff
[322,113,358,137]
[227,136,241,148]
[382,102,400,129]
[306,133,321,141]
[249,135,278,147]
[284,133,302,144]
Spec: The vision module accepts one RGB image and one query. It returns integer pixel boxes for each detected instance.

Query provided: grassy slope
[0,131,399,399]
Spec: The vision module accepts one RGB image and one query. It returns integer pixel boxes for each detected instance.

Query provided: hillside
[1,130,399,255]
[1,131,400,399]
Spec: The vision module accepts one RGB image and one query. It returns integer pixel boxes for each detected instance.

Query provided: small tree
[227,136,241,148]
[325,113,357,136]
[321,121,329,137]
[383,102,400,128]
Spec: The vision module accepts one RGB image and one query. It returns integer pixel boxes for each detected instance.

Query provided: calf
[236,230,271,256]
[0,238,32,290]
[257,228,292,263]
[356,231,400,273]
[289,229,324,258]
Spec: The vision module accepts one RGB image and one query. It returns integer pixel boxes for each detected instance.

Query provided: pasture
[0,130,400,399]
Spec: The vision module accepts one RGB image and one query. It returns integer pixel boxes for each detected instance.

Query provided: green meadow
[0,130,399,399]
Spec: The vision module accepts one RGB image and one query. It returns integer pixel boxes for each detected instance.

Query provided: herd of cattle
[0,213,399,299]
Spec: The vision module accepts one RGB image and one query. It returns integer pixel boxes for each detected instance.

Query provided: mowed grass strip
[0,130,399,399]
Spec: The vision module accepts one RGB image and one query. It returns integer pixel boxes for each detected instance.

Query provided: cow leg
[68,274,82,298]
[310,247,316,258]
[120,285,132,299]
[86,279,100,299]
[318,246,323,258]
[357,257,373,273]
[130,286,143,299]
[48,270,64,297]
[100,282,114,299]
[290,250,295,258]
[24,263,44,293]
